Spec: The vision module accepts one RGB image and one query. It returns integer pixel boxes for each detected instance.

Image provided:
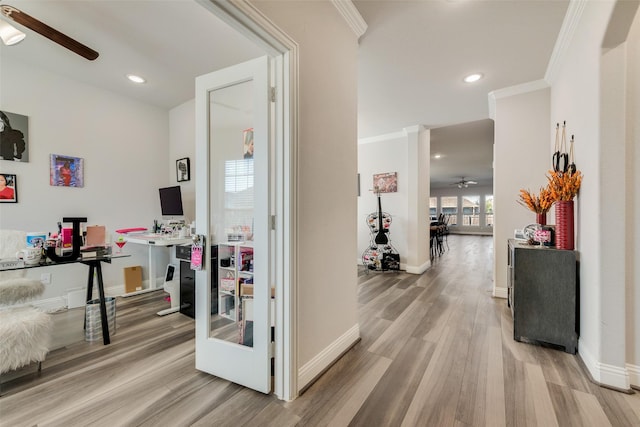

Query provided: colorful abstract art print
[50,154,84,187]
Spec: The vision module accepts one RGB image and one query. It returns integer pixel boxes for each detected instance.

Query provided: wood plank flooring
[1,235,638,426]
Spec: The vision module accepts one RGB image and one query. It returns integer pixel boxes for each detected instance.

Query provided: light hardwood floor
[1,235,638,426]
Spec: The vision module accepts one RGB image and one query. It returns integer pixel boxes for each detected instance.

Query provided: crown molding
[358,130,406,145]
[331,0,367,39]
[544,0,588,85]
[488,79,550,119]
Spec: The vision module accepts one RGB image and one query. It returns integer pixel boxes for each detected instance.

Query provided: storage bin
[85,297,116,342]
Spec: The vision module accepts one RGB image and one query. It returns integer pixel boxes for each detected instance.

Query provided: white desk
[125,234,192,292]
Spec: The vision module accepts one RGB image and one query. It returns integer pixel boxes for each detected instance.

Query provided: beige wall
[252,1,360,390]
[491,87,551,297]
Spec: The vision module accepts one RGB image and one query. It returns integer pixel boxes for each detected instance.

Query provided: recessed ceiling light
[434,154,442,159]
[126,74,146,84]
[463,73,483,83]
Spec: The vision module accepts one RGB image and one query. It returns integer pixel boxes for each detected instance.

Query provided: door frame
[196,0,299,401]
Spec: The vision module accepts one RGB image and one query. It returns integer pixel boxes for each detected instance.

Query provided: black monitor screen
[159,186,184,216]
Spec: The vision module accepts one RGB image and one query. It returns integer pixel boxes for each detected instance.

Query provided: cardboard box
[124,266,143,293]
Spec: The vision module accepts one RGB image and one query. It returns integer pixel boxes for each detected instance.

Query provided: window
[429,197,437,220]
[224,159,254,209]
[441,196,457,226]
[485,194,494,226]
[462,195,480,226]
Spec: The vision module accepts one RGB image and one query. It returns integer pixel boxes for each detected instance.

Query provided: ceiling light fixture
[126,74,146,84]
[463,73,483,83]
[0,18,26,45]
[434,154,442,159]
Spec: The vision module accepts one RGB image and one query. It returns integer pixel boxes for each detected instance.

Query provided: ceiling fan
[453,177,478,188]
[0,4,99,60]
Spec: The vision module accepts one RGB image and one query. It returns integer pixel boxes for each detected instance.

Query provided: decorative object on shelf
[0,110,29,162]
[362,187,400,271]
[547,167,582,250]
[50,154,84,187]
[0,173,17,203]
[517,186,553,226]
[552,121,569,173]
[176,157,190,182]
[373,172,397,193]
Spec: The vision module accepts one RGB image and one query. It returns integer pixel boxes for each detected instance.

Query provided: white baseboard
[298,323,360,392]
[405,260,430,275]
[493,286,507,299]
[579,340,631,390]
[31,296,68,313]
[626,363,640,388]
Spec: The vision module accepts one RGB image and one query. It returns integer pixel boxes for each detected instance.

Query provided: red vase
[536,212,547,226]
[555,200,574,250]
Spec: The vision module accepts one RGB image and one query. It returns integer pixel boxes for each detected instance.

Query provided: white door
[194,56,272,393]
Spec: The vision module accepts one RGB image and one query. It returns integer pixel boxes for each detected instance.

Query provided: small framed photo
[373,172,398,193]
[50,154,84,187]
[0,173,18,203]
[176,157,190,182]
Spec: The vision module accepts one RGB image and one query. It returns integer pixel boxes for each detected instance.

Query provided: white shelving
[217,242,254,321]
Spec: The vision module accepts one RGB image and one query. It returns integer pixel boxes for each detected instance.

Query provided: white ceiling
[0,0,569,189]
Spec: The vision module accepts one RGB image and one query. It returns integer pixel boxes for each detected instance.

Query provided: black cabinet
[177,245,218,319]
[507,239,577,354]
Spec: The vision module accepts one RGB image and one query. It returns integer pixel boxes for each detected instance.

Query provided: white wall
[252,1,360,390]
[358,133,409,265]
[169,99,196,222]
[491,87,551,298]
[0,58,170,304]
[548,0,639,389]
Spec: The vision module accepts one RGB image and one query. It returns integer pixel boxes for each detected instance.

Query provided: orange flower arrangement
[546,169,583,201]
[518,186,554,214]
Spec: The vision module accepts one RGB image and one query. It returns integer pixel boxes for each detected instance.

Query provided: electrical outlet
[41,273,52,285]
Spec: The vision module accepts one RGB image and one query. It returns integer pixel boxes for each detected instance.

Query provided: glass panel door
[194,56,271,393]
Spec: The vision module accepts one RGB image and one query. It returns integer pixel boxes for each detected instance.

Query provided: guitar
[374,192,389,244]
[362,190,398,271]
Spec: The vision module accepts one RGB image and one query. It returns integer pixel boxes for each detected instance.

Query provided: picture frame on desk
[176,157,190,182]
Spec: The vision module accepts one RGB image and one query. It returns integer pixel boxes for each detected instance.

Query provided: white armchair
[0,230,53,381]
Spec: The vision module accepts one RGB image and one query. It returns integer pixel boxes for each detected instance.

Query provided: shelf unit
[217,242,254,322]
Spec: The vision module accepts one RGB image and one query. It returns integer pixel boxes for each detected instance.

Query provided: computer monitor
[159,186,184,217]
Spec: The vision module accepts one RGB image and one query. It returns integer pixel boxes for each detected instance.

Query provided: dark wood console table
[507,239,577,354]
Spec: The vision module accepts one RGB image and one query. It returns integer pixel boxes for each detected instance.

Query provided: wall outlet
[40,273,52,285]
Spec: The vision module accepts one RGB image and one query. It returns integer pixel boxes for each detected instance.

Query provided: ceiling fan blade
[468,181,478,184]
[1,5,99,60]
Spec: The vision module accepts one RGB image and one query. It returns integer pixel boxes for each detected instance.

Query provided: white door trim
[197,0,299,401]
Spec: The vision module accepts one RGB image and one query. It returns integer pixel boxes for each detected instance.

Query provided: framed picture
[50,154,84,187]
[0,173,17,202]
[176,157,190,182]
[243,128,254,159]
[0,110,29,162]
[373,172,398,193]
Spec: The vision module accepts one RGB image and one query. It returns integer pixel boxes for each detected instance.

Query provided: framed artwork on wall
[243,128,254,159]
[373,172,398,193]
[0,110,29,162]
[177,157,190,182]
[50,154,84,187]
[0,173,18,202]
